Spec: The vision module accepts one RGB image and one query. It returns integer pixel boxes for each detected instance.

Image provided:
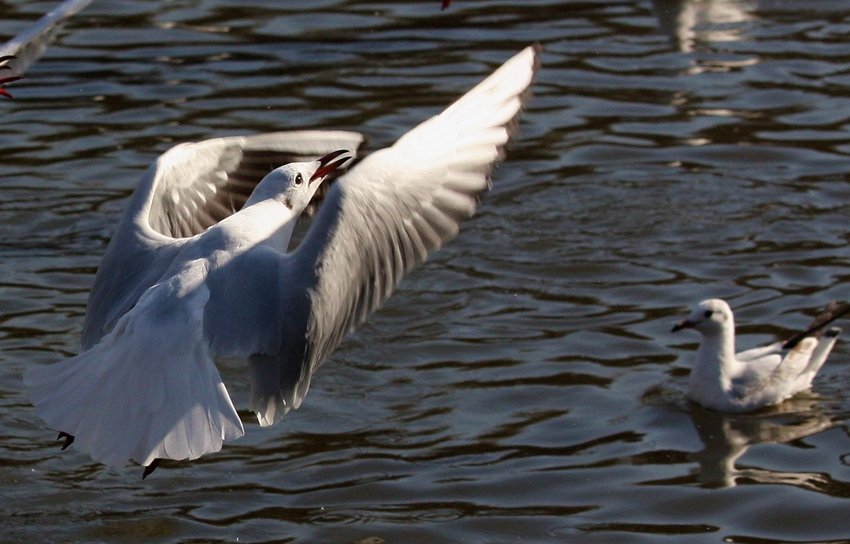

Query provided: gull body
[672,299,847,412]
[25,45,540,472]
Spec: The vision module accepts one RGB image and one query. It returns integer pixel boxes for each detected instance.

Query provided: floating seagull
[672,299,849,412]
[0,0,93,98]
[25,45,540,474]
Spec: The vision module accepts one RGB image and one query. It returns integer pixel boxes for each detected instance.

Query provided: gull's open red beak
[310,149,351,184]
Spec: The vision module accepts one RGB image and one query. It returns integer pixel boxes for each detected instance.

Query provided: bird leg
[142,458,162,480]
[57,431,75,450]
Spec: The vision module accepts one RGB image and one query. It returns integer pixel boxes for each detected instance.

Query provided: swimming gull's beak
[309,149,350,184]
[671,320,695,333]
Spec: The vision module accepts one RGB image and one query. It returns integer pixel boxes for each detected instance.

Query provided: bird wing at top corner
[0,0,93,75]
[238,45,540,424]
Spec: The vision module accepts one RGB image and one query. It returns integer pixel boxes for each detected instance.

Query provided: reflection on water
[651,0,755,53]
[689,399,841,488]
[4,0,850,542]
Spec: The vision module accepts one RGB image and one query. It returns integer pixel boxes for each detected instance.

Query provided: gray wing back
[246,46,539,426]
[200,243,312,427]
[82,130,365,349]
[203,246,284,359]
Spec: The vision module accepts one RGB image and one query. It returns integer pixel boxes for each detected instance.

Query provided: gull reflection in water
[688,397,841,488]
[650,0,755,53]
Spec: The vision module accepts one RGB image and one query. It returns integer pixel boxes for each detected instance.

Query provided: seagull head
[247,149,352,213]
[672,299,733,334]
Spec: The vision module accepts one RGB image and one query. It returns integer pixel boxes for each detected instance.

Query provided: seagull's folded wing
[228,45,539,426]
[736,342,783,363]
[732,339,817,403]
[82,130,366,350]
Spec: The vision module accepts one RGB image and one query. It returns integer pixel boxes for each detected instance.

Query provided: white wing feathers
[735,342,784,363]
[241,45,540,426]
[82,130,366,349]
[734,302,850,401]
[140,130,367,241]
[730,339,816,402]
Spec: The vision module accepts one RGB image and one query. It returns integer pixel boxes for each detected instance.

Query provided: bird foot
[57,432,74,450]
[142,458,162,480]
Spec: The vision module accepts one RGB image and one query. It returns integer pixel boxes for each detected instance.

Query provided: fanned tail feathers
[24,304,243,467]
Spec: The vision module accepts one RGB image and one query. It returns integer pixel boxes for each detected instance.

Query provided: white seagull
[25,45,540,475]
[672,298,849,413]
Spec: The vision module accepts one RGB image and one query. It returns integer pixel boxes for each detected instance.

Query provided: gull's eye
[295,173,304,186]
[704,310,714,318]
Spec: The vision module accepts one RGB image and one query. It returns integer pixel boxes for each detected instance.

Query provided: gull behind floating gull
[672,298,849,412]
[25,45,540,472]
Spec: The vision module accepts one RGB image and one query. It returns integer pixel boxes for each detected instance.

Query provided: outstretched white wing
[211,45,540,425]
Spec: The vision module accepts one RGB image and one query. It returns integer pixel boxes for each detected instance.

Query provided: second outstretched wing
[235,46,540,425]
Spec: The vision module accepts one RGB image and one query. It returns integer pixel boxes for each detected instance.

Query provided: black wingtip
[782,302,850,350]
[142,458,162,480]
[57,432,74,450]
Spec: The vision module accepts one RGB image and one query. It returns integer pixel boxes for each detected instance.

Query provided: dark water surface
[3,0,850,542]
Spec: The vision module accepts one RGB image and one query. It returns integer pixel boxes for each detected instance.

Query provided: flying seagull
[25,45,540,475]
[672,298,849,412]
